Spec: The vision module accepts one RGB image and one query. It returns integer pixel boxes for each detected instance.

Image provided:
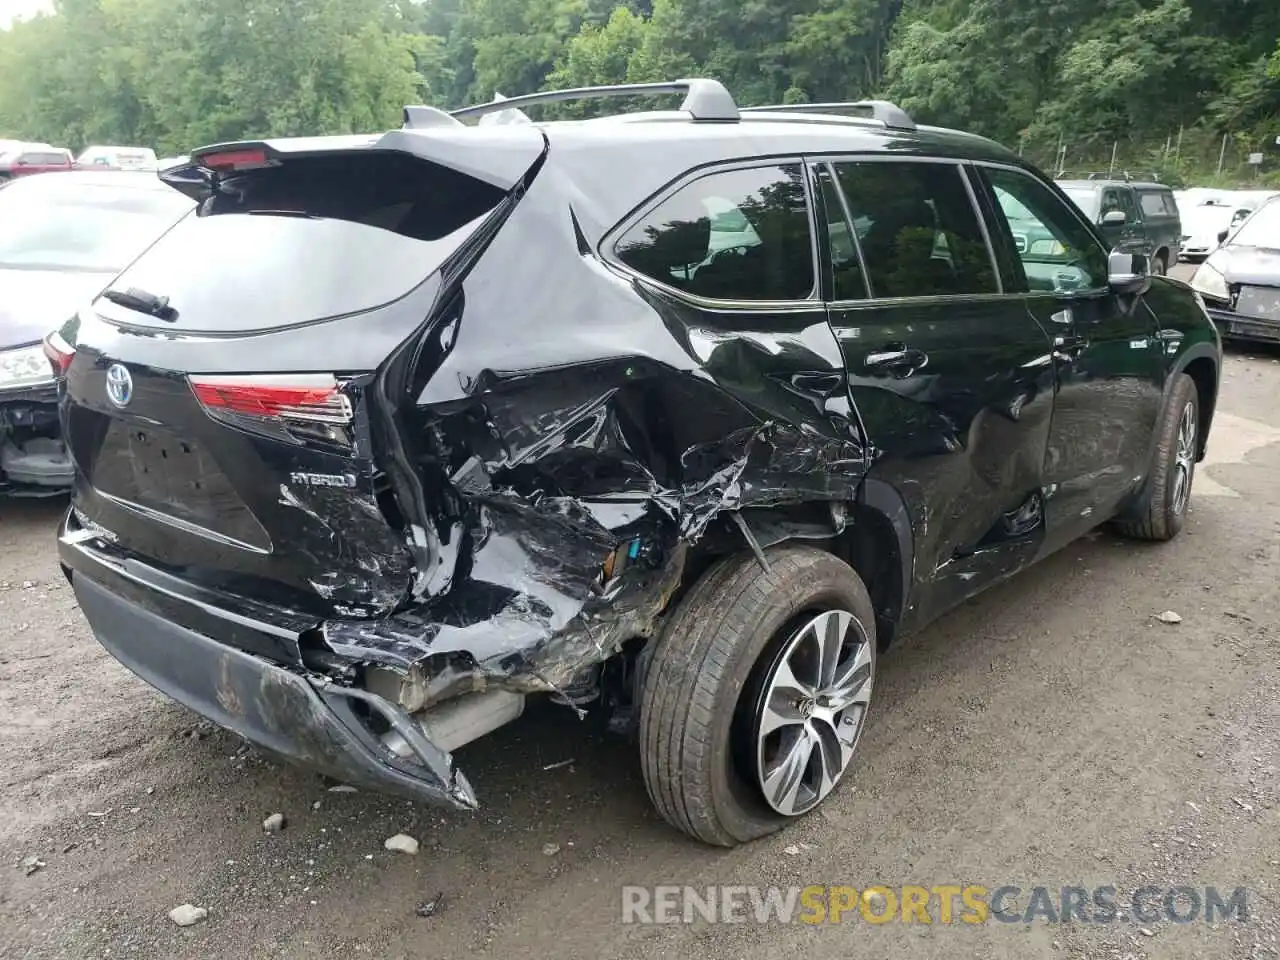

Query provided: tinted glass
[103,152,505,331]
[0,176,193,272]
[831,161,997,298]
[816,166,867,300]
[983,168,1108,294]
[615,164,815,301]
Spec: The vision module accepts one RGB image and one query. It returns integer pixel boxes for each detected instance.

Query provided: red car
[0,144,73,181]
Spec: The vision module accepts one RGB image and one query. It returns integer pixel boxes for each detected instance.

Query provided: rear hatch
[61,135,544,619]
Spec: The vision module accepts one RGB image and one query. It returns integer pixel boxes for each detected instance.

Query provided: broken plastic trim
[317,681,478,809]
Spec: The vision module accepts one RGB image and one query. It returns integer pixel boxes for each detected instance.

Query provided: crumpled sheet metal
[321,152,869,702]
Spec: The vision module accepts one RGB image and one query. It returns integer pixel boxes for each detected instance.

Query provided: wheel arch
[1173,346,1219,460]
[681,480,914,651]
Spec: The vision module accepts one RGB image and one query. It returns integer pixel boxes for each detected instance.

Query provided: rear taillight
[189,374,354,446]
[42,331,75,377]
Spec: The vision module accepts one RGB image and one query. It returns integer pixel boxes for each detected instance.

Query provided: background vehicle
[1178,195,1254,261]
[0,143,73,181]
[0,171,194,494]
[1192,196,1280,344]
[56,81,1220,847]
[74,145,159,172]
[1058,178,1181,274]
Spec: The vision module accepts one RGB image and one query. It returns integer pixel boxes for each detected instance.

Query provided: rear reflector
[42,331,75,377]
[189,375,353,424]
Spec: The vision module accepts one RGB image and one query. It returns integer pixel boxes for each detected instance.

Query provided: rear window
[102,152,506,332]
[1139,190,1174,218]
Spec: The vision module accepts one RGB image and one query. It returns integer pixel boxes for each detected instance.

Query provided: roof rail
[449,79,740,123]
[741,100,917,132]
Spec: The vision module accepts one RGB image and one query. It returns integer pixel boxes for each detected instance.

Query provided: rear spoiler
[159,126,547,202]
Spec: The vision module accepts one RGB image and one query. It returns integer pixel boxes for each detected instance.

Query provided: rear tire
[639,545,876,846]
[1114,373,1199,541]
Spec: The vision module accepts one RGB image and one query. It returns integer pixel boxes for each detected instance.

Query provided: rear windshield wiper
[101,286,178,322]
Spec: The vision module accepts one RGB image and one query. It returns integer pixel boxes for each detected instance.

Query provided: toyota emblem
[105,363,133,408]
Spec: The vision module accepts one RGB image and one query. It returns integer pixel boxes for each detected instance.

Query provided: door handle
[865,345,929,374]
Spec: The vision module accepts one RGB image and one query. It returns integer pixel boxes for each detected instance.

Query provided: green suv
[1058,178,1183,275]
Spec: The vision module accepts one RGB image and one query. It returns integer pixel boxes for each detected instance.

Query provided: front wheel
[639,545,877,846]
[1151,253,1167,276]
[1114,372,1199,541]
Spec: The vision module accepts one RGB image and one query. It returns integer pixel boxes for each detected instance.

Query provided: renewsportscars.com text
[621,884,1250,926]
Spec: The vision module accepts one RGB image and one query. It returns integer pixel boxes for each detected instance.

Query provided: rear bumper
[1208,307,1280,344]
[61,517,477,810]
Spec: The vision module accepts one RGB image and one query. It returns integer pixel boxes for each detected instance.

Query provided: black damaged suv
[53,80,1221,846]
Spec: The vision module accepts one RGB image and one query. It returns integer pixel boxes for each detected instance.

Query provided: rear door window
[829,160,998,298]
[100,151,507,332]
[614,163,815,301]
[815,165,867,301]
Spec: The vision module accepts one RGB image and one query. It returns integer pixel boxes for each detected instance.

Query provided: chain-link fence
[1016,126,1280,188]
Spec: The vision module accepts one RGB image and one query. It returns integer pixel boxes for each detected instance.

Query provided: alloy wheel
[1172,400,1197,515]
[753,609,873,816]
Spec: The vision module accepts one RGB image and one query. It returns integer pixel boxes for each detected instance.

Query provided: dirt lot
[2,334,1279,959]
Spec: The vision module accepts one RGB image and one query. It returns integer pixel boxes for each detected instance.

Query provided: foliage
[0,0,1276,184]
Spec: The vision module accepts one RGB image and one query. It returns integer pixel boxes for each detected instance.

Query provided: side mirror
[1231,210,1249,227]
[1108,250,1150,295]
[1101,210,1127,226]
[1217,229,1229,245]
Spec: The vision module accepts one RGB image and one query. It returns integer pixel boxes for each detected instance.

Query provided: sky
[0,0,53,30]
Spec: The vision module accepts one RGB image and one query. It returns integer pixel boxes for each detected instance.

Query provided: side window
[815,165,867,301]
[982,167,1108,294]
[1100,190,1123,218]
[614,164,815,302]
[1139,191,1167,218]
[831,161,997,298]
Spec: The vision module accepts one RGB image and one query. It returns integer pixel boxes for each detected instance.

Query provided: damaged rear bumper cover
[60,523,480,810]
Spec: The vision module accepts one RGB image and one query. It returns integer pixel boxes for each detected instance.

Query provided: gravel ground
[1,337,1278,959]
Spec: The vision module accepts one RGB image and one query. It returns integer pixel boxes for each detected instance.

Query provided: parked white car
[1176,192,1260,261]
